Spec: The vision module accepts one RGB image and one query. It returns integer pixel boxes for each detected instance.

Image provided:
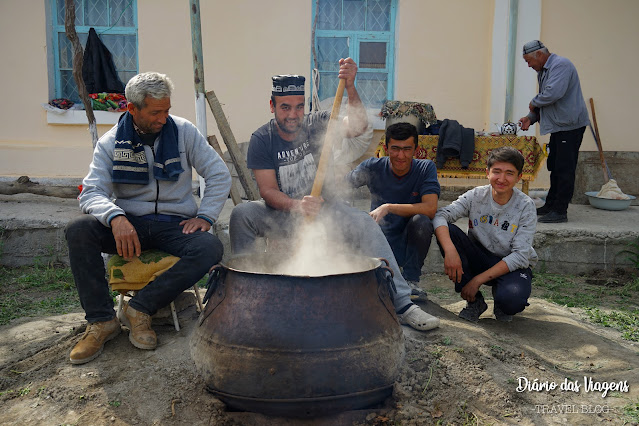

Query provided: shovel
[589,98,629,199]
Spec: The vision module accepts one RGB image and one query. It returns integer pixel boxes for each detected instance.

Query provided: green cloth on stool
[107,249,180,292]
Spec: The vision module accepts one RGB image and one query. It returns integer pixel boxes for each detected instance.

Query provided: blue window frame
[49,0,138,101]
[311,0,396,109]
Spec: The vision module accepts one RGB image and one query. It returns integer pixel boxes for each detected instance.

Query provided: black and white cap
[272,75,305,96]
[523,40,545,55]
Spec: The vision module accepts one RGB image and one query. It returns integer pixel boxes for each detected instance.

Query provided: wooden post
[207,135,243,205]
[189,0,259,201]
[205,90,260,201]
[64,0,98,148]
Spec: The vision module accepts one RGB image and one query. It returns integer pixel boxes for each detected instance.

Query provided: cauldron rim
[221,253,383,277]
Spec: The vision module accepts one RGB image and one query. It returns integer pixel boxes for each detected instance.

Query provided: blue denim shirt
[526,53,590,135]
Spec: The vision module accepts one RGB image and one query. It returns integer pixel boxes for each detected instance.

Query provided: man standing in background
[518,40,589,224]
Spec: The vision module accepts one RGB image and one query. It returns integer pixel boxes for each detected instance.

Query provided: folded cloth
[113,112,184,184]
[108,249,180,291]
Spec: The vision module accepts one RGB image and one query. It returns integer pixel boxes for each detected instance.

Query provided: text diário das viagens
[516,376,629,398]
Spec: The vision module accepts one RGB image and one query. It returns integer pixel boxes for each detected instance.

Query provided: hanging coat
[82,27,125,94]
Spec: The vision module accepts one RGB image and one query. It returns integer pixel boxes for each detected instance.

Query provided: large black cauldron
[190,253,404,418]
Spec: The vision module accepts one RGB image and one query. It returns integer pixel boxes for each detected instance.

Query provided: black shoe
[536,204,553,216]
[407,280,428,302]
[493,304,513,322]
[458,292,488,323]
[537,211,567,223]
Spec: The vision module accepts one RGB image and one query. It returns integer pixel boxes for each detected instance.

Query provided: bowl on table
[585,191,636,211]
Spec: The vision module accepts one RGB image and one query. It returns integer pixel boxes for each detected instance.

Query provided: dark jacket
[436,119,475,169]
[82,27,125,94]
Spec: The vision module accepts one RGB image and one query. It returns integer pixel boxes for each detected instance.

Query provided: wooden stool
[106,249,203,331]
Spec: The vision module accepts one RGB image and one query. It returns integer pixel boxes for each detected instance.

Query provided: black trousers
[438,224,532,315]
[65,214,223,322]
[384,215,434,282]
[545,126,586,214]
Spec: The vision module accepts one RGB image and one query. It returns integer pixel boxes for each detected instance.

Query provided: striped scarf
[112,112,183,184]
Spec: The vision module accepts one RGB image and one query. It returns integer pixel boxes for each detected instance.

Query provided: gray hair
[125,72,174,109]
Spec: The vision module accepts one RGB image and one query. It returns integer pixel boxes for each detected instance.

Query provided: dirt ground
[1,274,638,426]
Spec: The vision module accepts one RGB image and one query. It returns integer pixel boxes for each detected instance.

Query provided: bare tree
[65,0,98,148]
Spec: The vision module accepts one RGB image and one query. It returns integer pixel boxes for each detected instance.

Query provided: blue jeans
[65,214,223,322]
[384,215,434,282]
[229,200,413,311]
[438,224,532,315]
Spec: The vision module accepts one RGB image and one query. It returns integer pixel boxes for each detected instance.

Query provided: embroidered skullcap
[272,75,305,96]
[523,40,545,55]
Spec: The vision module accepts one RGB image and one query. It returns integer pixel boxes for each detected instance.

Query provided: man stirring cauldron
[229,58,439,331]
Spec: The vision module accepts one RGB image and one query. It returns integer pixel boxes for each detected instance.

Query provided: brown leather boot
[121,302,157,350]
[69,317,121,365]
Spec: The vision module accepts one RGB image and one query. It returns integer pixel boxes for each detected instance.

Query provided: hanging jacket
[82,27,125,94]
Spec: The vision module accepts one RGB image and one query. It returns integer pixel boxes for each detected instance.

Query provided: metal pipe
[189,0,207,138]
[504,0,519,122]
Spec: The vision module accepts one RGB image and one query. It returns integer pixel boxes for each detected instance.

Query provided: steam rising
[229,214,378,277]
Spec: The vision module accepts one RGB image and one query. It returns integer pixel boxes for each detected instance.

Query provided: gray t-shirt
[433,185,538,271]
[247,111,330,199]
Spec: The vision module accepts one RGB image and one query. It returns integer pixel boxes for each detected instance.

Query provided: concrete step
[1,193,638,275]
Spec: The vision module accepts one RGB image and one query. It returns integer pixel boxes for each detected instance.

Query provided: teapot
[500,121,519,135]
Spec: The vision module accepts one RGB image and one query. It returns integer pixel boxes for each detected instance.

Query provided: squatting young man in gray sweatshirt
[433,147,538,323]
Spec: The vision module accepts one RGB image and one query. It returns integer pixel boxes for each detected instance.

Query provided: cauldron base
[206,384,393,418]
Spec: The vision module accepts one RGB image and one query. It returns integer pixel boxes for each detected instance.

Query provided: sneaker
[458,292,488,323]
[537,211,567,223]
[397,304,440,331]
[69,317,121,365]
[407,280,428,302]
[536,204,552,216]
[493,304,513,322]
[121,302,157,350]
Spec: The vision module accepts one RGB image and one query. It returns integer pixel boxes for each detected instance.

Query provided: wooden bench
[375,135,546,194]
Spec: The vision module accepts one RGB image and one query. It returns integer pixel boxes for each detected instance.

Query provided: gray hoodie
[79,115,231,227]
[433,185,538,271]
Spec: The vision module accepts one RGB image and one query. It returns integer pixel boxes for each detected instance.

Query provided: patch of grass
[0,264,81,326]
[533,273,603,307]
[534,271,639,310]
[623,398,639,424]
[109,400,121,407]
[18,384,31,397]
[618,238,639,270]
[585,308,639,342]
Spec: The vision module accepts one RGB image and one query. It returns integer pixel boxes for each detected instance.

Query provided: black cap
[272,75,305,96]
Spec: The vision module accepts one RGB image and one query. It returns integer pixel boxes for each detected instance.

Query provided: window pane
[359,42,386,69]
[366,0,391,31]
[60,70,79,100]
[85,0,108,26]
[343,0,365,31]
[101,34,137,70]
[317,37,349,71]
[118,70,137,87]
[317,0,341,30]
[318,72,340,104]
[110,0,135,27]
[58,31,88,70]
[356,72,387,108]
[57,0,84,26]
